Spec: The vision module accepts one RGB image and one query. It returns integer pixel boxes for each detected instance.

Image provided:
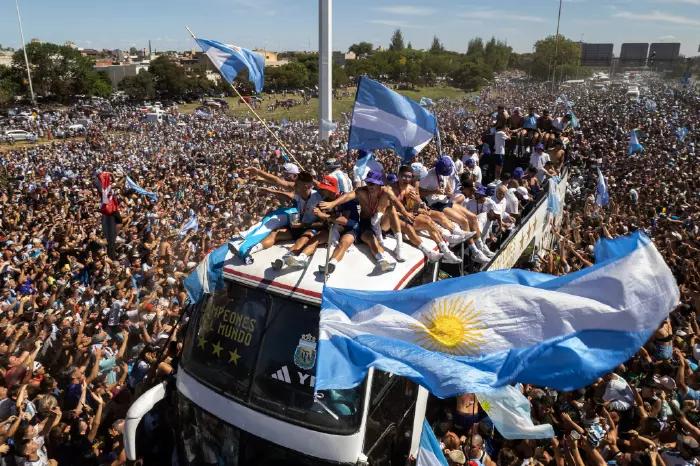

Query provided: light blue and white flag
[179,214,199,237]
[416,420,448,466]
[236,206,297,258]
[348,76,437,163]
[419,97,435,108]
[476,386,555,439]
[644,99,657,112]
[628,129,644,156]
[555,94,573,110]
[184,243,228,304]
[595,168,610,207]
[353,150,384,184]
[125,176,158,201]
[195,38,265,93]
[546,176,562,216]
[317,232,678,397]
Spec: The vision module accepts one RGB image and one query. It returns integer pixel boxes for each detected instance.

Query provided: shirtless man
[319,171,406,272]
[392,165,464,264]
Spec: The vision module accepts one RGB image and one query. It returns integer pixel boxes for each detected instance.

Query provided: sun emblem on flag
[415,297,485,355]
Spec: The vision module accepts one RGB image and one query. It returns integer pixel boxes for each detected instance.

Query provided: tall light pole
[318,0,333,141]
[551,0,563,92]
[15,0,35,105]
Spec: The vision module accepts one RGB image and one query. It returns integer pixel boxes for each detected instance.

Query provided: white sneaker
[378,255,396,272]
[425,249,444,263]
[287,254,309,267]
[441,248,462,264]
[471,248,491,264]
[479,243,496,258]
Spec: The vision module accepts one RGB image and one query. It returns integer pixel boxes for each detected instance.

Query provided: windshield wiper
[313,393,340,421]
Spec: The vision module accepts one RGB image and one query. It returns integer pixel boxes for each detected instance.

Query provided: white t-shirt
[461,152,480,166]
[505,188,520,215]
[419,168,454,206]
[463,197,497,216]
[453,158,464,176]
[494,130,509,155]
[331,169,353,194]
[463,166,482,184]
[529,152,550,171]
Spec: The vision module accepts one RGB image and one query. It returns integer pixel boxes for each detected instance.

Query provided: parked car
[2,129,38,143]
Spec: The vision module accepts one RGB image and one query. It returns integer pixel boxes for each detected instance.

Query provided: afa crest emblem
[293,334,317,370]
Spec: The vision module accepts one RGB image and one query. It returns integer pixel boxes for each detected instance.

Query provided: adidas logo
[270,365,292,384]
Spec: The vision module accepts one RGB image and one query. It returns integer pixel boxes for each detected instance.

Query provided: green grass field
[180,86,474,122]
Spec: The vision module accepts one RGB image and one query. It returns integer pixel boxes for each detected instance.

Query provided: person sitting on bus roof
[323,158,353,194]
[419,157,493,260]
[319,171,404,273]
[272,176,343,270]
[537,109,556,148]
[392,165,463,264]
[253,171,324,258]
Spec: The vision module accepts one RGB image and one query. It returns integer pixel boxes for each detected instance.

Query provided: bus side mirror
[124,382,167,461]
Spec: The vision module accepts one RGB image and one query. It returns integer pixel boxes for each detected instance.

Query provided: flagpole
[15,0,35,105]
[185,27,304,169]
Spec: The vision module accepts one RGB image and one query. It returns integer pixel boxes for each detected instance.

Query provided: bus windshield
[181,282,365,434]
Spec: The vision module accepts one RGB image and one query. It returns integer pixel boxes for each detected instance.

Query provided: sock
[439,242,449,252]
[438,226,451,236]
[374,252,383,261]
[395,234,403,253]
[298,253,308,261]
[250,243,263,254]
[469,243,478,253]
[452,224,465,234]
[419,241,431,254]
[329,258,338,265]
[370,213,384,240]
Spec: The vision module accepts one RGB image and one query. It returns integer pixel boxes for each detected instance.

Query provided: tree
[466,38,484,61]
[389,29,405,52]
[149,55,188,97]
[530,35,583,81]
[11,42,112,101]
[129,46,138,55]
[348,42,373,58]
[118,69,155,100]
[265,62,309,90]
[484,37,512,73]
[407,42,413,50]
[0,65,19,106]
[430,36,444,53]
[452,59,493,91]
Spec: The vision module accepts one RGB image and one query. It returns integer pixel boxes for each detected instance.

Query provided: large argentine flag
[416,420,448,466]
[349,76,437,162]
[317,232,678,397]
[195,38,265,93]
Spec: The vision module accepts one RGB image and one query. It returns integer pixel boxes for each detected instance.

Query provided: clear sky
[1,0,698,57]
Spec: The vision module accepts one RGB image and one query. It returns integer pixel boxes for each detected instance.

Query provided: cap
[386,173,398,185]
[475,185,487,197]
[466,144,477,152]
[283,163,300,175]
[513,167,525,179]
[535,143,545,151]
[516,186,530,200]
[364,170,384,186]
[317,175,339,196]
[465,158,476,167]
[435,156,454,177]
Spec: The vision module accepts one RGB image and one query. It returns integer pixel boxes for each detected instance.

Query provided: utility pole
[318,0,333,141]
[15,0,35,105]
[551,0,563,93]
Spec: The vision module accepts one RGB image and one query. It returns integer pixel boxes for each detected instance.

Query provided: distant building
[0,51,13,67]
[64,41,79,50]
[345,51,357,61]
[94,62,149,87]
[253,49,288,67]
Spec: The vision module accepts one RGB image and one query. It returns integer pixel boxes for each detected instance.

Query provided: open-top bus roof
[222,237,432,305]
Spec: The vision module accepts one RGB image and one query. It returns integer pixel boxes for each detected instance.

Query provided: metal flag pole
[185,26,304,169]
[15,0,35,105]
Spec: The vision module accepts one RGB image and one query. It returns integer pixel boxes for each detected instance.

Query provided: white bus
[125,237,438,466]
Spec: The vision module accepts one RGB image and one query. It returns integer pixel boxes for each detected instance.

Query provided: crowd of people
[0,72,697,466]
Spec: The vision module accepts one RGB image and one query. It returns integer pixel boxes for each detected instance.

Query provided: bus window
[364,372,417,466]
[181,282,366,435]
